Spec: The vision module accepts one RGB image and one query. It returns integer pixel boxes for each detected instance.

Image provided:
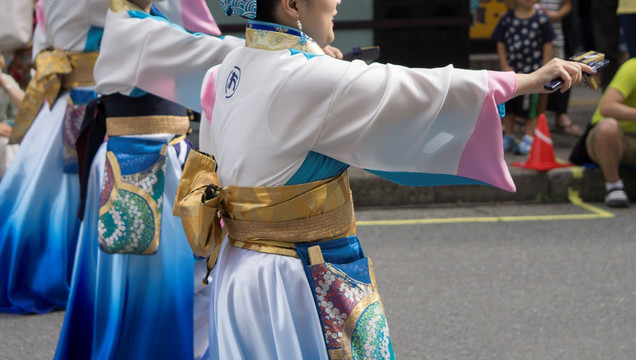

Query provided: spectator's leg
[620,14,636,58]
[588,118,622,183]
[591,0,621,90]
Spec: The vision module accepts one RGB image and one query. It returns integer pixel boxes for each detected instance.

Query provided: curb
[349,166,636,208]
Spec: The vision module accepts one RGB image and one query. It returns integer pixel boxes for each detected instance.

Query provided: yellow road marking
[570,165,584,179]
[356,188,613,226]
[567,188,614,218]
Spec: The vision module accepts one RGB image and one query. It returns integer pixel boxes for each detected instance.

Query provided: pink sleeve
[486,70,517,104]
[182,0,221,36]
[36,0,45,31]
[456,71,518,192]
[201,68,219,127]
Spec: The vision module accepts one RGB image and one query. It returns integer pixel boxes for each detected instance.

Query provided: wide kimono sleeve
[42,0,108,51]
[198,65,221,155]
[154,0,221,36]
[93,9,244,112]
[305,59,518,192]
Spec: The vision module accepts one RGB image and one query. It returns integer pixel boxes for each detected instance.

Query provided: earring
[296,16,309,45]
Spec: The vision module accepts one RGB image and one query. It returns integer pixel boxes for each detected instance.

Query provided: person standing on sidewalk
[585,58,636,207]
[538,0,583,135]
[493,0,556,155]
[618,0,636,58]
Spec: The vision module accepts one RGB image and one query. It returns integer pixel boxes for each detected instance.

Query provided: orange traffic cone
[511,114,571,171]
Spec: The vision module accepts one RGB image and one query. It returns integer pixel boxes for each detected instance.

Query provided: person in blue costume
[54,0,243,359]
[0,0,109,314]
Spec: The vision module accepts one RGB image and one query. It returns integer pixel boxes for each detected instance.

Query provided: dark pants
[547,88,571,115]
[590,0,621,90]
[620,14,636,58]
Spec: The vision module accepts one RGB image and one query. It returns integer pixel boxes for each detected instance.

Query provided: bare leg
[525,116,537,137]
[502,113,515,135]
[593,118,623,183]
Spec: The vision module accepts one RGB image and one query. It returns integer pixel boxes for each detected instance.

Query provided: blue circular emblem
[225,66,241,98]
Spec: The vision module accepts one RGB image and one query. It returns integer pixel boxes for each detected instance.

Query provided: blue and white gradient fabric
[55,135,209,360]
[220,0,257,19]
[0,88,94,313]
[0,0,107,315]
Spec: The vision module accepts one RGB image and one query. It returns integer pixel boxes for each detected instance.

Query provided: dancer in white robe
[0,0,108,315]
[55,0,243,359]
[189,1,591,358]
[85,0,592,357]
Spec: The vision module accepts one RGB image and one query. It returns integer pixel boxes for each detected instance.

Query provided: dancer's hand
[0,123,12,138]
[515,57,595,95]
[323,45,343,60]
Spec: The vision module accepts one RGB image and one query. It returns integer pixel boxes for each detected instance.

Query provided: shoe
[515,135,533,155]
[503,134,517,153]
[605,188,629,208]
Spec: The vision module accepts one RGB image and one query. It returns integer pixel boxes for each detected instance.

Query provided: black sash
[76,93,192,219]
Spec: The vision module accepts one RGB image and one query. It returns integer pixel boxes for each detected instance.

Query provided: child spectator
[493,0,556,154]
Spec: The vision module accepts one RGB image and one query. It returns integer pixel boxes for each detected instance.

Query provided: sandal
[555,115,583,136]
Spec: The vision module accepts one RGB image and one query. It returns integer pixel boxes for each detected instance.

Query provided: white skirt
[209,238,329,359]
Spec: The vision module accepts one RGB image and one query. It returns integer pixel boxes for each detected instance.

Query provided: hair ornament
[220,0,257,19]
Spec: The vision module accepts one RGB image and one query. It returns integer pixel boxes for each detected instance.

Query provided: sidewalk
[349,85,636,208]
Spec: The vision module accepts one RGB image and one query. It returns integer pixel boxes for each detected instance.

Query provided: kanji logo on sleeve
[225,66,241,98]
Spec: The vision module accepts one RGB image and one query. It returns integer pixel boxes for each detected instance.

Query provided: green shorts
[504,93,539,119]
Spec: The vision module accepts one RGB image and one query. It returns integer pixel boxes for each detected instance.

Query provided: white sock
[605,180,624,192]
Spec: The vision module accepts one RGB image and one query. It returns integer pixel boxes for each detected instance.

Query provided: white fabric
[0,0,34,50]
[41,0,108,51]
[206,49,493,187]
[193,259,211,360]
[209,239,329,360]
[94,9,243,111]
[31,24,50,61]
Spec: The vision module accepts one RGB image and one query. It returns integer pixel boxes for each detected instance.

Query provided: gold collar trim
[245,20,325,55]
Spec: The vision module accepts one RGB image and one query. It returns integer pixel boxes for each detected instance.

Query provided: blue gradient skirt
[55,136,209,360]
[0,93,81,314]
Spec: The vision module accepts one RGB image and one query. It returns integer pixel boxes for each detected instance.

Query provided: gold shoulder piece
[110,0,143,12]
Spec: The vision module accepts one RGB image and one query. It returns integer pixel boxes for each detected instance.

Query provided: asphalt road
[1,200,635,359]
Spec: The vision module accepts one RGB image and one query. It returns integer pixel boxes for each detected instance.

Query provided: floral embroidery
[351,303,393,360]
[62,101,87,173]
[97,142,166,255]
[309,259,394,359]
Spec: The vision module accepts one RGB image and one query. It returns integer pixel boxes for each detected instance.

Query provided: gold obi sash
[10,49,99,144]
[173,151,357,279]
[106,115,190,137]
